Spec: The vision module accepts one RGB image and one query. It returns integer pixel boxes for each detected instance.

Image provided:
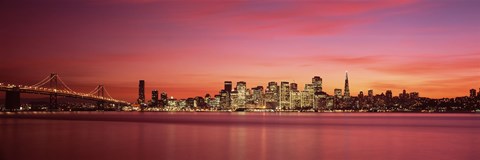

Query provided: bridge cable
[103,86,114,99]
[31,75,55,87]
[56,75,75,92]
[87,86,101,95]
[30,75,51,87]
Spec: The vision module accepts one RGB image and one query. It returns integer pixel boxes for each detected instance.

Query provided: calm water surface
[1,112,480,160]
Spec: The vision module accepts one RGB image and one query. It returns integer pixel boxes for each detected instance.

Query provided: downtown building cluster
[214,73,350,111]
[136,72,480,112]
[137,73,352,111]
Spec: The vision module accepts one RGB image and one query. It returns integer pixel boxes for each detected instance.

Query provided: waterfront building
[151,90,159,107]
[236,81,247,108]
[224,81,232,92]
[265,82,279,109]
[290,90,302,109]
[280,81,290,109]
[220,90,229,109]
[138,80,145,104]
[167,97,177,107]
[302,84,314,108]
[160,92,168,107]
[251,86,265,108]
[230,90,239,110]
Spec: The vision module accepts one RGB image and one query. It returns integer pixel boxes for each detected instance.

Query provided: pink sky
[1,0,479,102]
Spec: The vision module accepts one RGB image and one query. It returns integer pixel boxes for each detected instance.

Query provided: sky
[1,0,479,102]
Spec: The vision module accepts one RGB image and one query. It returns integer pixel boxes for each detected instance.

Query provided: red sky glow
[1,0,480,102]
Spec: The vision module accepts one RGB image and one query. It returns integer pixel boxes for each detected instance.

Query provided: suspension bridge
[1,73,130,111]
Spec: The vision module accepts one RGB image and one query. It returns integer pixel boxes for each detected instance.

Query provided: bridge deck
[0,84,129,105]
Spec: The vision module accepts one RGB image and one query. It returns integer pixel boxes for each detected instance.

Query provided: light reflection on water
[1,112,480,160]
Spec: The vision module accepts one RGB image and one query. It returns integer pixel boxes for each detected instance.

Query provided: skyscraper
[386,90,393,99]
[222,81,233,109]
[224,81,232,92]
[470,89,477,98]
[220,90,229,109]
[334,88,342,98]
[251,86,264,108]
[236,81,247,107]
[160,92,168,107]
[280,81,290,109]
[138,80,145,104]
[230,90,239,109]
[344,72,350,99]
[5,87,20,111]
[302,84,314,108]
[312,76,322,93]
[152,90,159,106]
[265,81,279,109]
[358,91,364,99]
[368,89,373,97]
[290,83,298,91]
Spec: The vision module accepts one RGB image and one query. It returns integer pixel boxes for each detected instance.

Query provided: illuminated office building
[290,90,301,109]
[224,81,232,92]
[230,90,239,110]
[167,97,177,107]
[251,86,264,108]
[151,90,159,107]
[290,83,298,92]
[236,81,247,107]
[138,80,145,104]
[160,92,168,107]
[280,81,290,109]
[220,90,229,109]
[312,76,323,93]
[265,82,279,109]
[302,84,314,108]
[334,88,342,98]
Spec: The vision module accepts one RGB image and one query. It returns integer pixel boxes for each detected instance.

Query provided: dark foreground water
[1,112,480,160]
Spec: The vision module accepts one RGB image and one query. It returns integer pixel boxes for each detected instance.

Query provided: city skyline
[133,72,478,112]
[2,0,480,101]
[2,71,477,112]
[135,71,477,103]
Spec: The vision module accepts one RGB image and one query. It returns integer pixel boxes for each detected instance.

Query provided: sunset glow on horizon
[2,0,480,102]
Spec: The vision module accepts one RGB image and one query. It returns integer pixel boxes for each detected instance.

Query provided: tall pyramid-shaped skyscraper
[344,71,350,99]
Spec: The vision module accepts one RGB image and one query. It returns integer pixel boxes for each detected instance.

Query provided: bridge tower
[5,87,21,111]
[97,85,105,111]
[49,73,58,110]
